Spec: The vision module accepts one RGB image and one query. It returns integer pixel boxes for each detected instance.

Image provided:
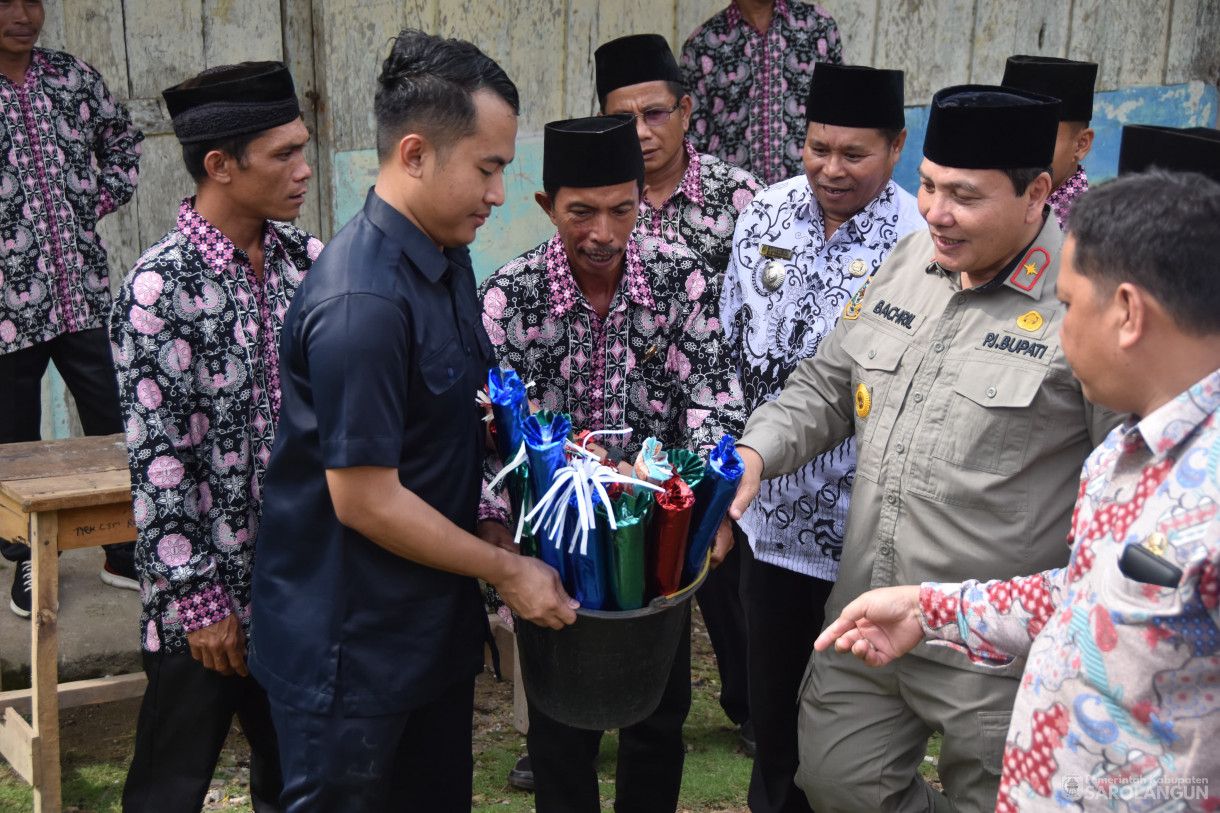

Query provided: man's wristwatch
[602,446,626,466]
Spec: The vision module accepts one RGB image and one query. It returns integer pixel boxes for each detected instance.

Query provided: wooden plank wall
[32,0,1220,437]
[36,0,320,438]
[31,0,1220,260]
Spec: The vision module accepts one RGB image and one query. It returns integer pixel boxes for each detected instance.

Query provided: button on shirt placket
[870,281,965,589]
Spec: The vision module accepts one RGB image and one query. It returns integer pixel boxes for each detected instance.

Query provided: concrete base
[0,548,143,691]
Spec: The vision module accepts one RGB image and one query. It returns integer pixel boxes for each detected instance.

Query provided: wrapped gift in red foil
[646,475,695,598]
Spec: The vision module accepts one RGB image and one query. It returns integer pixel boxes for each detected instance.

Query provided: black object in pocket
[1118,544,1182,588]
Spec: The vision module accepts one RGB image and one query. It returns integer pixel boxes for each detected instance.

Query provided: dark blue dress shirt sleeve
[303,293,411,470]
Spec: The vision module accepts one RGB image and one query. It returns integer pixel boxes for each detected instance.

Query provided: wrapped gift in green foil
[600,490,652,610]
[665,448,704,490]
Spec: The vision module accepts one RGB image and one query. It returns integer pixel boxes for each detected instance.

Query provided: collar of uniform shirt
[543,231,656,319]
[924,207,1053,293]
[796,178,898,245]
[639,140,706,234]
[176,196,286,278]
[726,0,793,31]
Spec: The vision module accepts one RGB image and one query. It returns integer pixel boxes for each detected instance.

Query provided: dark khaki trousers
[796,647,1017,813]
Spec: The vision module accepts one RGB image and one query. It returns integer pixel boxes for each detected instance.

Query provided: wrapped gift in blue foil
[685,435,744,581]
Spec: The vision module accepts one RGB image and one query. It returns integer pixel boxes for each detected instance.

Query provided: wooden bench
[0,434,147,813]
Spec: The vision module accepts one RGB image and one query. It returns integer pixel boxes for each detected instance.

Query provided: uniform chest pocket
[841,327,907,481]
[933,361,1044,476]
[841,328,906,445]
[419,338,464,396]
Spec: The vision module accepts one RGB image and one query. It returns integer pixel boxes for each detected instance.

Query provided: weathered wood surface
[0,436,131,514]
[30,511,61,813]
[0,673,149,718]
[32,0,1220,439]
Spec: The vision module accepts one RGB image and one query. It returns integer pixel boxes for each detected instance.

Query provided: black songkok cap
[1002,55,1098,122]
[1118,125,1220,183]
[805,64,905,129]
[163,61,300,145]
[543,115,646,192]
[923,85,1060,170]
[594,34,684,108]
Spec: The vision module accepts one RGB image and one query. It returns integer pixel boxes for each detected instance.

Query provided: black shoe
[507,755,534,792]
[10,560,31,619]
[739,720,757,758]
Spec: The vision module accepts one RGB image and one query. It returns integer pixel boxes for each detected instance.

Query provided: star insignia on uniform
[1023,261,1039,276]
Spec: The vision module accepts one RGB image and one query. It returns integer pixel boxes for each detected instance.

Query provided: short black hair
[877,126,904,147]
[1002,166,1052,195]
[1067,170,1220,334]
[181,133,258,181]
[375,29,520,162]
[597,80,688,114]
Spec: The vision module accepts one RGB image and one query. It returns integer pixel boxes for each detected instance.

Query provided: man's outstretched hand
[813,585,925,668]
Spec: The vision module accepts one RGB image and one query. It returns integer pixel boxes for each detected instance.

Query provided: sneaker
[507,754,534,792]
[101,559,140,592]
[10,560,31,618]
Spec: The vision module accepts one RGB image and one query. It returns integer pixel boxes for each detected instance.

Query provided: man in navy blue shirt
[249,30,577,813]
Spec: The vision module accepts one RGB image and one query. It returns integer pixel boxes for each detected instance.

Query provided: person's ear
[535,191,558,226]
[1115,282,1147,351]
[1074,127,1095,163]
[888,128,908,163]
[1025,172,1053,223]
[679,94,694,132]
[203,150,234,185]
[398,134,429,178]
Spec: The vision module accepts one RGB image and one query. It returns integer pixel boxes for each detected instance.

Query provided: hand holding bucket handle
[496,553,580,629]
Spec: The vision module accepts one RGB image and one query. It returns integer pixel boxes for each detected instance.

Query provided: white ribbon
[523,430,661,555]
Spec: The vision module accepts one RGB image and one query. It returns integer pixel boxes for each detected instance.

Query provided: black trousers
[695,537,750,725]
[123,651,283,813]
[0,327,133,564]
[739,529,836,813]
[527,604,692,813]
[269,676,476,813]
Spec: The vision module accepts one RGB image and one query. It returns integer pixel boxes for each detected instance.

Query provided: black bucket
[515,553,709,730]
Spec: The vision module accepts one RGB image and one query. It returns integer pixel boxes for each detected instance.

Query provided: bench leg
[30,511,62,813]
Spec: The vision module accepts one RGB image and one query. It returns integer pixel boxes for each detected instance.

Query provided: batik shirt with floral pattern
[477,233,746,524]
[722,176,924,579]
[0,48,142,354]
[1048,164,1088,231]
[681,0,843,186]
[635,140,761,274]
[110,198,322,655]
[920,368,1220,811]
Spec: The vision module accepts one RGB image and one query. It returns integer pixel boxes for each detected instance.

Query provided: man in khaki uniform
[727,86,1118,813]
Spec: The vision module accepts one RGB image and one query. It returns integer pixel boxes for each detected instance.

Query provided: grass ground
[0,610,939,812]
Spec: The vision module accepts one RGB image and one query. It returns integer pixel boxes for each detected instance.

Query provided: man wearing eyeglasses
[596,35,762,278]
[595,29,760,752]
